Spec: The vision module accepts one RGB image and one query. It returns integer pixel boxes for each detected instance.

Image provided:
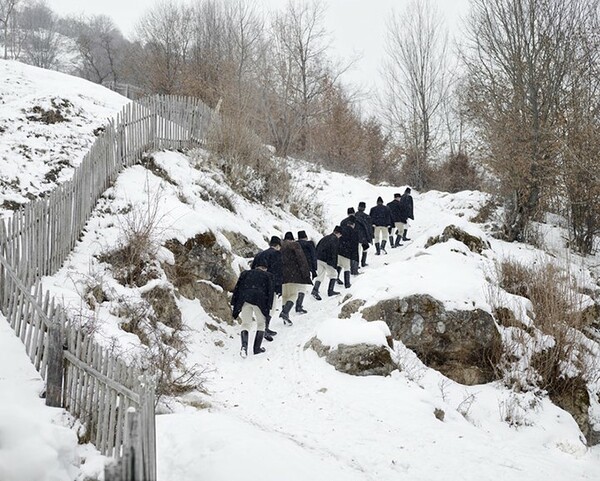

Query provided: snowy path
[157,243,600,481]
[0,315,100,481]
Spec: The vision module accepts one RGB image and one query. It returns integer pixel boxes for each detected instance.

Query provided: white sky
[46,0,471,107]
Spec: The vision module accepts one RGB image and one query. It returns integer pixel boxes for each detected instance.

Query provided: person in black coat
[341,208,361,276]
[251,236,282,339]
[387,193,404,248]
[231,257,274,358]
[296,230,317,314]
[312,226,342,300]
[338,215,358,288]
[279,232,312,325]
[369,196,392,255]
[398,187,414,241]
[355,201,373,267]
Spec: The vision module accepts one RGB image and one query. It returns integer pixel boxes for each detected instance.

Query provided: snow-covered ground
[0,59,128,214]
[0,314,104,481]
[2,60,600,481]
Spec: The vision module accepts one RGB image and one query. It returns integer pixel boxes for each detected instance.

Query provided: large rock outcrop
[362,294,501,385]
[425,224,490,254]
[305,337,396,377]
[163,231,236,324]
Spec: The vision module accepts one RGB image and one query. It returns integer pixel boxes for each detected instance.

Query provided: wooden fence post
[45,320,64,407]
[123,407,143,481]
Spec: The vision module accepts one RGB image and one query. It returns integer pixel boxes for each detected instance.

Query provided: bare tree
[464,0,597,242]
[67,14,126,84]
[134,0,194,94]
[558,10,600,253]
[258,0,348,156]
[0,0,19,59]
[20,0,62,69]
[382,0,449,190]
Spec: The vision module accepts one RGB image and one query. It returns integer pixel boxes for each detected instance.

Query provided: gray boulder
[425,224,490,254]
[362,294,501,385]
[305,337,396,377]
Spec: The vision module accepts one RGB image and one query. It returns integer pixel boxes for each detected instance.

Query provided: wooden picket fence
[0,94,220,480]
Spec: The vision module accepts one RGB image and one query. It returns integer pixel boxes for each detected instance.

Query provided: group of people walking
[231,188,414,358]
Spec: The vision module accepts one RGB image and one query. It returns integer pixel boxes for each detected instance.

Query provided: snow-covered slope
[2,60,600,481]
[0,59,128,214]
[40,151,600,481]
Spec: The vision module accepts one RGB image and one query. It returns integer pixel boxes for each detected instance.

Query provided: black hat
[297,230,308,240]
[405,187,411,194]
[269,236,281,246]
[284,231,294,241]
[394,192,402,198]
[333,225,342,234]
[347,207,356,215]
[358,201,366,209]
[377,196,383,203]
[254,256,269,268]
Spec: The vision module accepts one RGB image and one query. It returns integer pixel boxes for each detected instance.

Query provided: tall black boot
[344,271,351,288]
[394,235,403,247]
[375,242,381,255]
[279,300,294,325]
[327,278,340,296]
[403,229,411,241]
[336,266,343,285]
[265,316,277,337]
[361,251,368,267]
[311,280,322,300]
[295,292,308,314]
[253,331,266,355]
[240,330,249,358]
[351,259,360,275]
[381,240,388,254]
[389,234,396,248]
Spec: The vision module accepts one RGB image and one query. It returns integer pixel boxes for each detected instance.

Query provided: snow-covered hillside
[0,60,128,214]
[1,60,600,481]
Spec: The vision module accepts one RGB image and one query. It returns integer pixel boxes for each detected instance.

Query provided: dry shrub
[287,180,327,232]
[495,258,596,397]
[429,153,483,193]
[207,115,291,203]
[98,184,167,287]
[116,295,207,402]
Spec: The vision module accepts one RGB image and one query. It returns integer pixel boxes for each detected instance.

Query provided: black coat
[369,204,392,227]
[281,240,312,285]
[316,234,339,268]
[298,239,318,276]
[251,247,282,294]
[338,224,359,262]
[388,199,402,223]
[398,193,414,222]
[355,211,373,244]
[231,269,274,319]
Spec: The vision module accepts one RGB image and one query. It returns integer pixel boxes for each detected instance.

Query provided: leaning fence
[0,94,219,480]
